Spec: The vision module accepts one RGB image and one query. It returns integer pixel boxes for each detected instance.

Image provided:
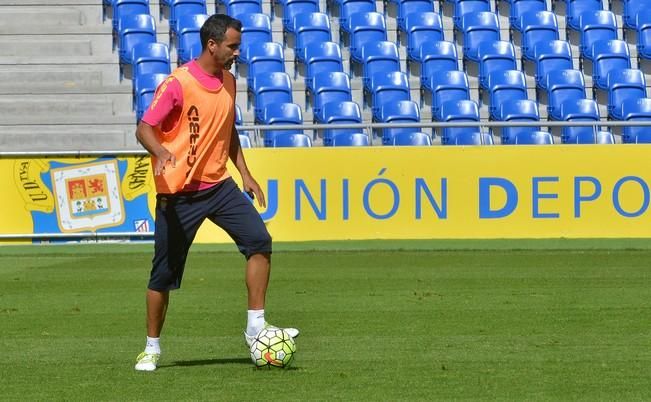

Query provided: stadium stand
[3,0,651,150]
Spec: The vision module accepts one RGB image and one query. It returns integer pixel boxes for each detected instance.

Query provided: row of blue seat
[105,0,651,146]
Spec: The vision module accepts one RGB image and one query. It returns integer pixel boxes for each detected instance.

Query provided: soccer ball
[249,327,296,368]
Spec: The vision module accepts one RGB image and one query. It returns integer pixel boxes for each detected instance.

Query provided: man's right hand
[154,148,176,176]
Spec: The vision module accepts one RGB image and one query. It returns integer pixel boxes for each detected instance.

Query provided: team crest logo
[51,160,125,232]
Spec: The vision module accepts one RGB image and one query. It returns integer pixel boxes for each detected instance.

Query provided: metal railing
[3,119,651,157]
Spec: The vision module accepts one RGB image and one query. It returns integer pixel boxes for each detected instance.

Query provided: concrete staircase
[0,0,143,151]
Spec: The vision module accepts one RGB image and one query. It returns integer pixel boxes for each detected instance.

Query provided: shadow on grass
[159,357,251,368]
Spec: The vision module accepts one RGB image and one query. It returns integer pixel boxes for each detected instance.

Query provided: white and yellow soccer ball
[249,327,297,368]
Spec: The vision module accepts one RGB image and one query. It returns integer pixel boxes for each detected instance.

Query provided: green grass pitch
[1,240,651,400]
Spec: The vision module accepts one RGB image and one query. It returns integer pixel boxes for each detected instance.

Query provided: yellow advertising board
[2,145,651,243]
[198,145,651,241]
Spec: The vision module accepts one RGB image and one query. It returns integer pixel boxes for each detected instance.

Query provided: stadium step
[0,125,139,152]
[0,93,133,122]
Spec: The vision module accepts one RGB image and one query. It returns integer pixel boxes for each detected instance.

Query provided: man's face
[208,27,241,70]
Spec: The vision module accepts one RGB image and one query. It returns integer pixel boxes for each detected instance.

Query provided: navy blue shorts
[148,177,272,291]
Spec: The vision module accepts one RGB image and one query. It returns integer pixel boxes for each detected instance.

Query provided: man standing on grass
[133,14,298,372]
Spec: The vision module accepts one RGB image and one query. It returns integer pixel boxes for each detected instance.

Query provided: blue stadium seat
[579,10,617,61]
[304,42,344,92]
[235,103,243,126]
[487,70,527,120]
[595,131,615,144]
[282,0,319,34]
[293,12,331,63]
[320,100,362,124]
[512,130,554,145]
[176,15,205,65]
[621,97,651,143]
[510,0,546,33]
[453,0,490,32]
[624,0,645,30]
[445,131,494,145]
[130,43,170,107]
[520,11,559,62]
[607,69,647,120]
[546,69,586,120]
[130,42,170,85]
[271,133,313,147]
[439,99,490,145]
[112,0,149,33]
[636,10,651,62]
[592,40,631,90]
[369,71,410,121]
[418,41,458,88]
[559,98,601,144]
[118,14,157,66]
[311,71,352,118]
[397,0,435,34]
[244,42,285,87]
[378,100,421,144]
[320,101,362,144]
[262,102,303,146]
[390,132,432,146]
[361,41,400,91]
[226,0,262,18]
[331,132,370,146]
[478,41,517,90]
[498,99,540,144]
[426,70,470,120]
[167,0,207,33]
[566,0,602,31]
[339,0,376,39]
[250,72,293,122]
[405,12,444,65]
[348,12,387,64]
[461,11,500,63]
[533,40,573,90]
[134,72,167,121]
[235,102,250,146]
[239,134,252,148]
[238,13,272,60]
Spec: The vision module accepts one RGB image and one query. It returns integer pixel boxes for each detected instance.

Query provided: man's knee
[241,229,272,258]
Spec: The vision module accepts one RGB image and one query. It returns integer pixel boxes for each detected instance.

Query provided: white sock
[246,309,265,336]
[144,336,160,354]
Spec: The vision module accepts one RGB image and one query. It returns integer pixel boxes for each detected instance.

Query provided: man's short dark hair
[200,14,242,50]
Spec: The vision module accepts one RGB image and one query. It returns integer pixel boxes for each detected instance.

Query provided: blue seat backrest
[534,40,572,89]
[580,10,617,60]
[520,11,559,61]
[546,69,586,120]
[419,41,458,85]
[510,0,546,32]
[461,11,500,61]
[405,12,444,61]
